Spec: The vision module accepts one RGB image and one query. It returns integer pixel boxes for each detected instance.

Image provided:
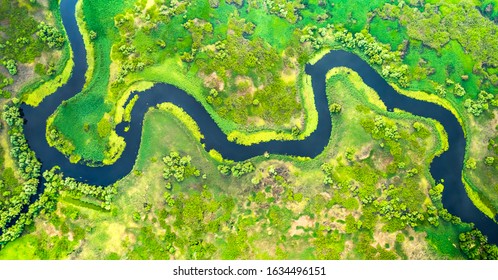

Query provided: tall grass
[50,0,131,163]
[416,220,470,259]
[368,17,407,50]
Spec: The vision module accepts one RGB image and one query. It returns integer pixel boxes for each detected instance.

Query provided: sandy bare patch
[356,144,373,161]
[341,240,354,259]
[145,0,156,10]
[201,71,224,91]
[321,192,331,200]
[324,205,361,233]
[402,228,433,260]
[289,215,314,236]
[327,204,361,219]
[44,222,62,237]
[247,116,266,127]
[281,67,298,83]
[372,223,397,250]
[8,63,35,92]
[418,176,431,198]
[286,199,308,215]
[291,113,305,125]
[105,223,130,255]
[371,148,392,172]
[235,75,256,96]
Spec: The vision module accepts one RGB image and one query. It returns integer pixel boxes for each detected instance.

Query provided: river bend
[19,0,498,243]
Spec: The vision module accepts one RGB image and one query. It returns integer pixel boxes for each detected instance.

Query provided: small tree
[465,158,477,170]
[330,103,342,114]
[453,83,466,97]
[485,156,495,166]
[3,60,17,75]
[89,30,97,40]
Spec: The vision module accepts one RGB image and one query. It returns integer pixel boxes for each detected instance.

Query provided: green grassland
[0,69,470,260]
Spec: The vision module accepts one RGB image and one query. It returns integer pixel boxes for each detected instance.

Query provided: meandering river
[19,0,498,243]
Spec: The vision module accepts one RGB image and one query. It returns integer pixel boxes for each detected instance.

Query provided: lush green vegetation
[0,0,68,102]
[0,0,113,242]
[0,103,115,247]
[45,0,130,166]
[0,0,497,260]
[3,67,491,259]
[0,1,44,65]
[459,228,498,260]
[368,0,498,215]
[0,104,41,238]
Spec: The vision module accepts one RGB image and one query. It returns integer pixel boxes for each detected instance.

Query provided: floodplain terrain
[0,0,497,260]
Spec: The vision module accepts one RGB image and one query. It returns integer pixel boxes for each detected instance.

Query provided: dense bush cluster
[335,30,409,86]
[163,151,200,183]
[61,177,116,210]
[1,166,116,247]
[0,0,47,64]
[379,1,498,66]
[1,106,40,218]
[0,74,13,99]
[42,168,115,210]
[2,60,17,76]
[3,105,42,180]
[183,19,213,49]
[361,116,401,143]
[36,22,65,49]
[217,162,255,177]
[46,120,76,160]
[0,186,56,246]
[0,104,41,244]
[374,185,425,228]
[198,13,301,126]
[459,229,498,260]
[463,91,495,117]
[263,0,304,23]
